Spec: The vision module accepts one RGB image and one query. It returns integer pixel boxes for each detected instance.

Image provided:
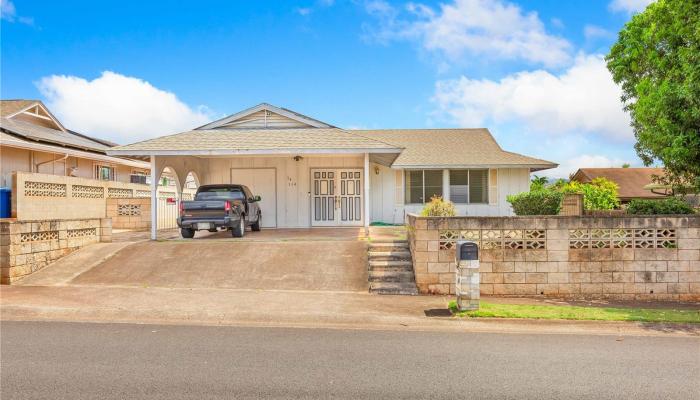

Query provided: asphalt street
[1,321,698,399]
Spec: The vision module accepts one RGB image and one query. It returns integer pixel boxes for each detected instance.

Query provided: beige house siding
[0,146,147,187]
[369,166,529,223]
[1,146,31,187]
[202,155,364,228]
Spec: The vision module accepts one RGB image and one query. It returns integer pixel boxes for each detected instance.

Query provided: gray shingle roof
[108,128,402,155]
[353,129,557,170]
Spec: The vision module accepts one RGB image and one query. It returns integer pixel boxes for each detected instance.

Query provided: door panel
[311,169,363,227]
[230,168,277,228]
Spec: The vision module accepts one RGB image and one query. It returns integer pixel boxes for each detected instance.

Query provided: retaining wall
[0,218,112,284]
[406,214,700,301]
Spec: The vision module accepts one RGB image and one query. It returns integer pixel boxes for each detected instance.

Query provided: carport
[107,104,401,239]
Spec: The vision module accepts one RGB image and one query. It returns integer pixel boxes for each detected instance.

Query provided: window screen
[449,170,469,203]
[405,170,424,204]
[469,170,488,204]
[404,170,444,204]
[424,170,443,202]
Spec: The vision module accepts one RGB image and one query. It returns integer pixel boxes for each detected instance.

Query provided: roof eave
[106,148,403,156]
[390,163,558,170]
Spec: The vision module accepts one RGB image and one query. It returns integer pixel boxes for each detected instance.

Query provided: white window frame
[94,163,116,181]
[449,169,489,204]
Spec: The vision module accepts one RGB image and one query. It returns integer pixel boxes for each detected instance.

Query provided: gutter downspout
[34,154,69,173]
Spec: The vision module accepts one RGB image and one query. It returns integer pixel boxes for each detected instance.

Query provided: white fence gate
[157,196,179,230]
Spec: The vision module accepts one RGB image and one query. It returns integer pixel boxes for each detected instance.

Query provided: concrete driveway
[22,228,371,292]
[72,240,368,291]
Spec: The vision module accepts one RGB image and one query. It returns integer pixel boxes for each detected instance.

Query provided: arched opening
[156,166,182,230]
[181,171,201,201]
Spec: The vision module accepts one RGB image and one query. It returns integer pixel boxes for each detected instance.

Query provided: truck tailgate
[181,201,227,218]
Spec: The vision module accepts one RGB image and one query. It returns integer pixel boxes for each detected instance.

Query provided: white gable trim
[196,103,332,130]
[6,102,67,132]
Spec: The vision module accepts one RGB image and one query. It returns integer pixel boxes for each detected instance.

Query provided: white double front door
[311,169,363,227]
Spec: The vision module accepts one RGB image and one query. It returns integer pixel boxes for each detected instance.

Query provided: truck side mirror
[254,195,261,202]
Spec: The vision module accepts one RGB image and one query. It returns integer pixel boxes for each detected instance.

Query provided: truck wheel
[181,228,195,239]
[251,212,261,232]
[231,217,245,238]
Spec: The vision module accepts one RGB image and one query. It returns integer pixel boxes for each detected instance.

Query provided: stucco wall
[407,214,700,301]
[0,146,146,187]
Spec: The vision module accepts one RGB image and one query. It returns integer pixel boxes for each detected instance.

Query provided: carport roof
[107,128,403,156]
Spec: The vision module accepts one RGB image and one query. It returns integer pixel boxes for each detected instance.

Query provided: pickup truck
[177,184,262,238]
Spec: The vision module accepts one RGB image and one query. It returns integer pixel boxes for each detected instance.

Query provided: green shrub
[507,190,563,215]
[560,178,620,210]
[420,196,457,217]
[626,198,695,215]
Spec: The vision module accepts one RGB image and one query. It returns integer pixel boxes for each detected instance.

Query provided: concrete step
[369,282,419,295]
[368,260,413,268]
[368,251,411,259]
[369,270,415,283]
[368,264,414,273]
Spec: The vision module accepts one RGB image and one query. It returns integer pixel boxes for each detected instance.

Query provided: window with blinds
[449,169,488,204]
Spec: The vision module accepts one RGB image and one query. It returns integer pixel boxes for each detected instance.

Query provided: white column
[150,155,158,240]
[364,153,370,227]
[442,169,450,201]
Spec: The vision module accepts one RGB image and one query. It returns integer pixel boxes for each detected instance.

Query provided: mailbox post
[455,240,480,311]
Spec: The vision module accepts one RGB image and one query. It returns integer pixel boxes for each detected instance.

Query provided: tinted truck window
[194,188,245,201]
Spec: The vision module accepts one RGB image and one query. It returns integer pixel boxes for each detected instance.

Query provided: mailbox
[455,240,480,311]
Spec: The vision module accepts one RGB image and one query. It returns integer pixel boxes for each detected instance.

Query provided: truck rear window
[194,188,245,201]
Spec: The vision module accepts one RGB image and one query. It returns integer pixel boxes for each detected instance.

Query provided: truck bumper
[177,216,241,230]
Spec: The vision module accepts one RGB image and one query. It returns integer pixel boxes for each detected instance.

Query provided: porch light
[293,155,303,162]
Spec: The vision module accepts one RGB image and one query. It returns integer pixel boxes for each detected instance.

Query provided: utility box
[455,240,480,311]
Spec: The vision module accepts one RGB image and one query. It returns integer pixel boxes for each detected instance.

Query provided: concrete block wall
[0,218,111,284]
[106,197,151,230]
[407,214,700,301]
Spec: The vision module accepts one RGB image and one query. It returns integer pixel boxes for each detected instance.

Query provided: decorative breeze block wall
[0,218,112,284]
[407,214,700,301]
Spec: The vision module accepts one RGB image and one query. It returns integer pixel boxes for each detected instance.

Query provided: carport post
[364,152,370,228]
[150,155,157,240]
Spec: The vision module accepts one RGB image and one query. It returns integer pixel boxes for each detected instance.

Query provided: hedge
[506,190,564,215]
[626,198,695,215]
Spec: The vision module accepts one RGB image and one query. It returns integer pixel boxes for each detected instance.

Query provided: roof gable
[0,100,66,132]
[197,103,332,130]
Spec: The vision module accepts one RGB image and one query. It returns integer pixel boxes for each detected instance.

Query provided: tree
[606,0,700,192]
[530,175,549,191]
[621,163,630,168]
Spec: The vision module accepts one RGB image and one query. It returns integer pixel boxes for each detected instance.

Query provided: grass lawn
[449,301,700,324]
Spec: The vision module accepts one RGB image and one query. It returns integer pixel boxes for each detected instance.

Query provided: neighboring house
[0,100,150,188]
[570,167,668,203]
[108,103,556,234]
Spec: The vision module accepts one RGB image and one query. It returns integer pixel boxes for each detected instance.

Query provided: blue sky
[1,0,654,177]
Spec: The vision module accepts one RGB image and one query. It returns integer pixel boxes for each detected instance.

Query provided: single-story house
[0,99,150,188]
[570,167,668,203]
[107,103,556,236]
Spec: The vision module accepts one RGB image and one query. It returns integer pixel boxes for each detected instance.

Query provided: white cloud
[37,71,212,144]
[364,0,572,67]
[539,154,628,179]
[432,54,632,141]
[609,0,654,14]
[297,7,312,16]
[1,0,33,25]
[583,24,613,41]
